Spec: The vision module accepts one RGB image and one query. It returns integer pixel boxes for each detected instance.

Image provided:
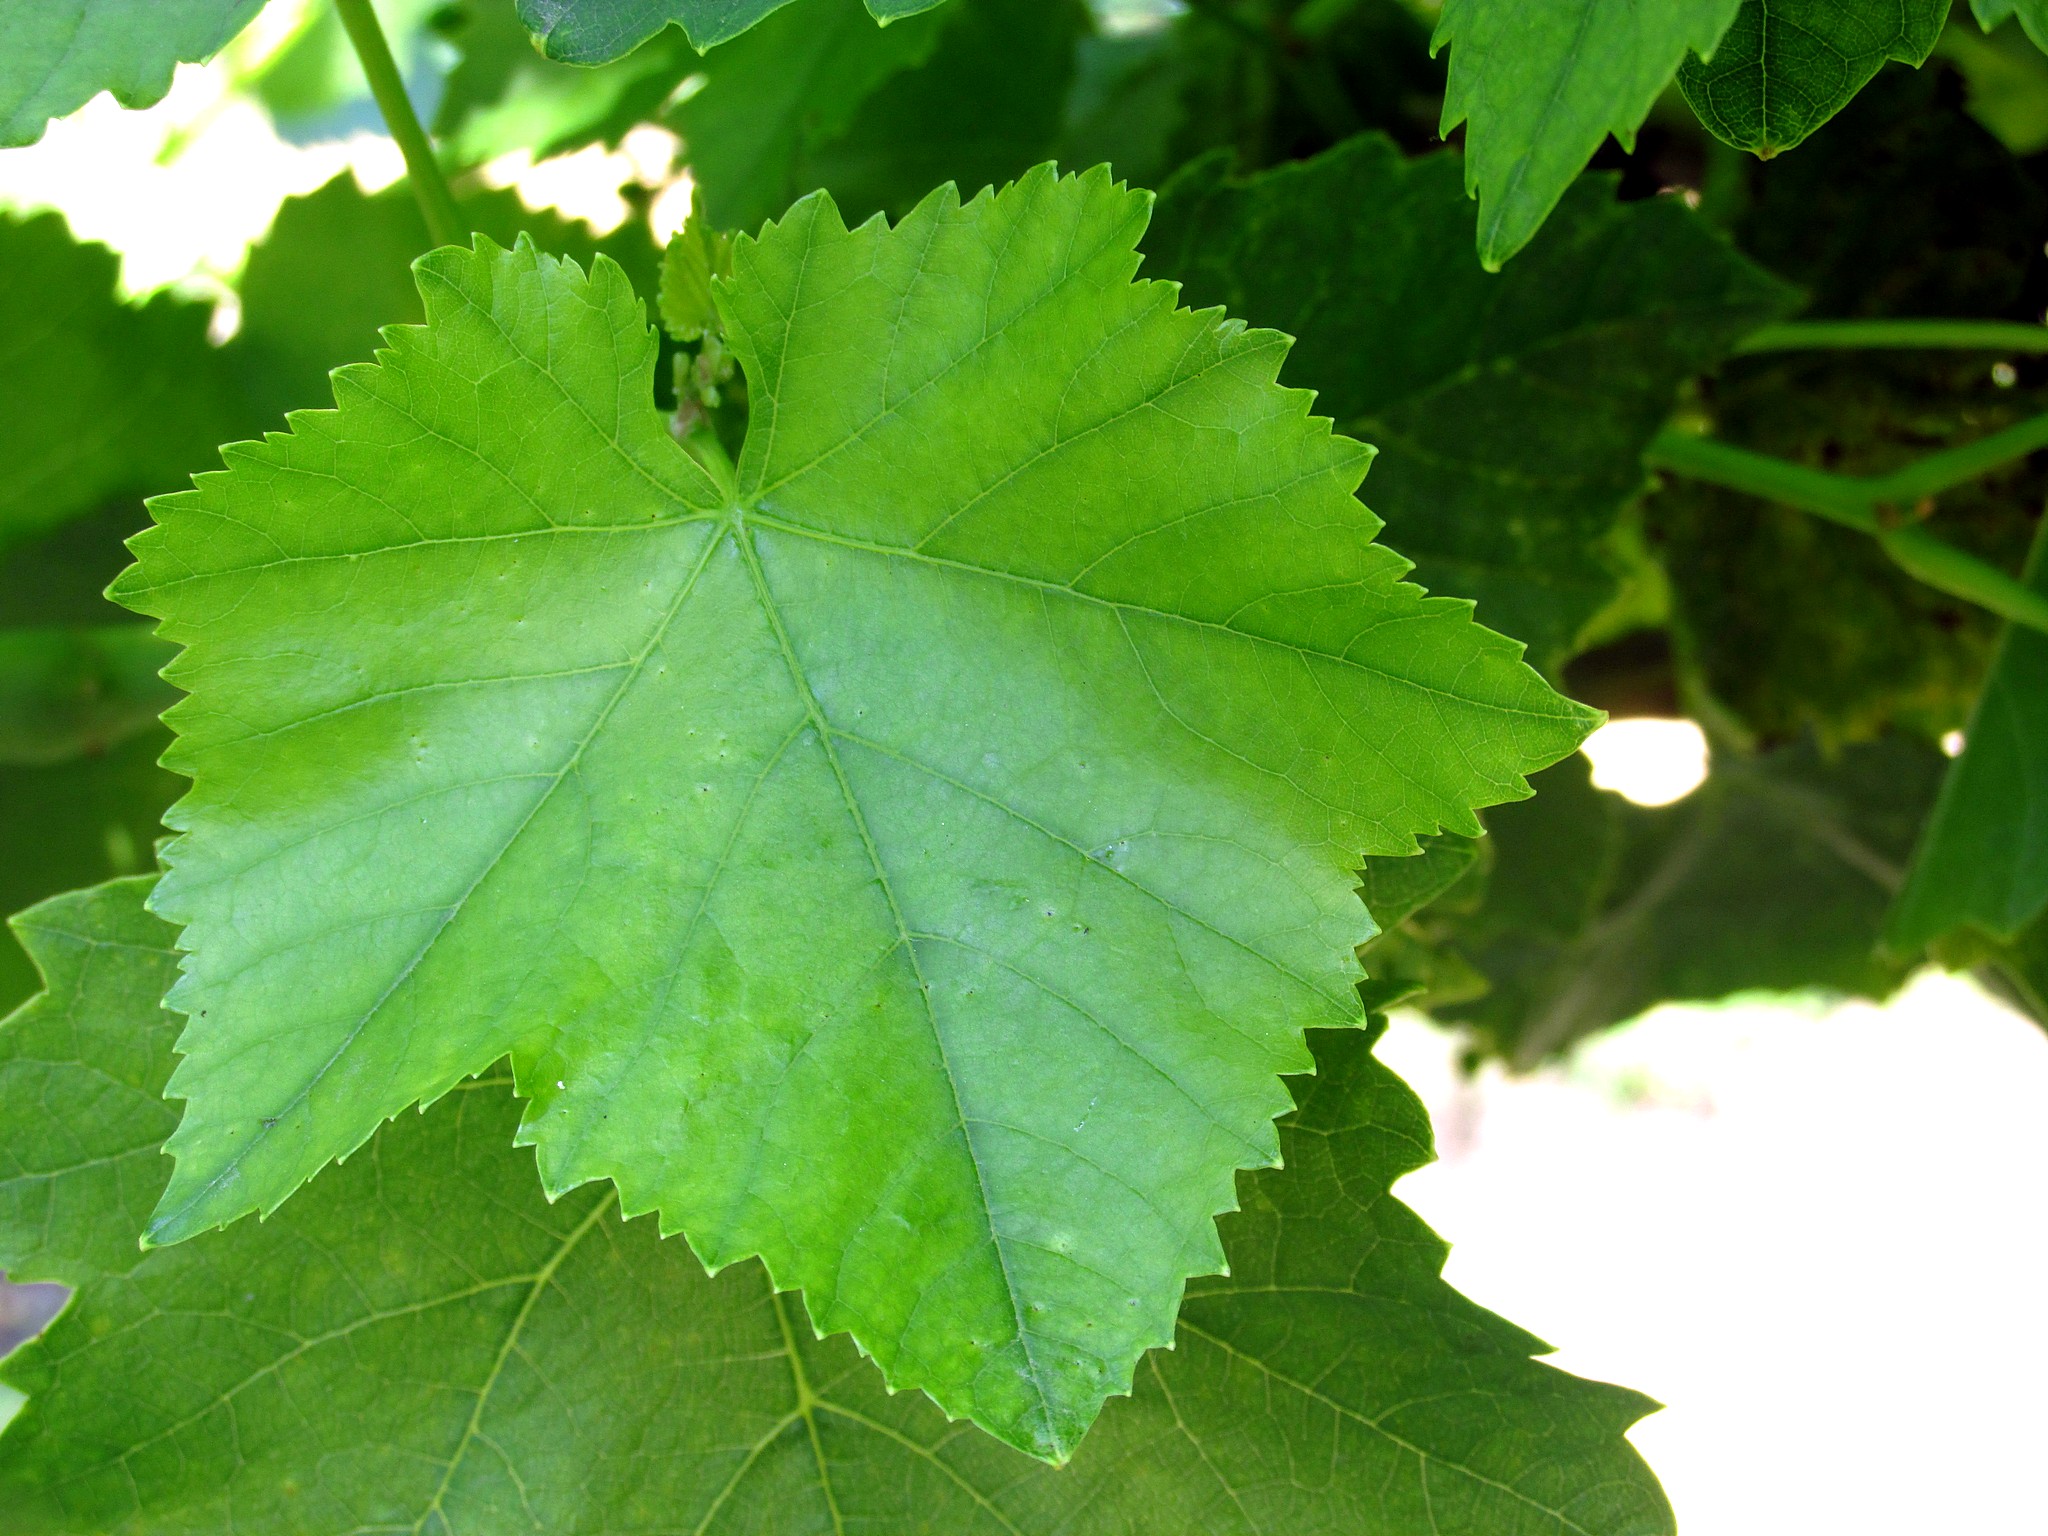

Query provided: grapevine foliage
[0,0,266,147]
[0,877,1672,1533]
[4,0,2048,1526]
[113,167,1590,1458]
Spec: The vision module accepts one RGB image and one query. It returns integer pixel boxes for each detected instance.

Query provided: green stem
[333,0,465,249]
[1646,426,2048,637]
[1735,319,2048,355]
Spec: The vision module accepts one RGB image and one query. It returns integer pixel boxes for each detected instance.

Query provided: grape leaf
[112,167,1595,1458]
[0,875,1673,1534]
[435,0,702,164]
[1975,0,2048,54]
[672,0,954,231]
[0,213,240,554]
[1144,135,1798,673]
[1888,517,2048,950]
[1678,0,1947,158]
[516,0,951,61]
[1430,0,1743,268]
[1371,737,1947,1065]
[676,0,1086,234]
[793,0,1086,225]
[0,0,265,146]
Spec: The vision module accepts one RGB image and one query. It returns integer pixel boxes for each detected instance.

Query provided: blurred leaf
[1379,738,1948,1064]
[436,0,697,162]
[514,0,952,60]
[0,740,177,1013]
[672,0,952,231]
[692,0,1088,229]
[1889,516,2048,949]
[1939,11,2048,154]
[0,0,265,146]
[1146,135,1796,672]
[1678,0,1946,158]
[0,876,1672,1533]
[1654,69,2048,744]
[247,0,453,143]
[0,213,239,554]
[1975,0,2048,54]
[1431,0,1743,267]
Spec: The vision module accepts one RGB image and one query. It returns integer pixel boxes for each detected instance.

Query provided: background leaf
[1144,135,1797,673]
[1678,0,1947,158]
[1369,738,1947,1066]
[0,0,265,147]
[113,170,1594,1458]
[1888,515,2048,950]
[0,875,1673,1536]
[1430,0,1743,267]
[514,0,953,61]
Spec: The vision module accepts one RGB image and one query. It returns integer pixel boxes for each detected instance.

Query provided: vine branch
[1646,424,2048,637]
[334,0,466,249]
[1736,319,2048,355]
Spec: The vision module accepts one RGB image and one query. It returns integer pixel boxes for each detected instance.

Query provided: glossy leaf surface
[1678,0,1947,157]
[1430,0,1742,267]
[0,876,1672,1534]
[114,167,1594,1457]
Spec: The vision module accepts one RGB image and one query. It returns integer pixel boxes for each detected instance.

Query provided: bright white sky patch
[1581,716,1710,806]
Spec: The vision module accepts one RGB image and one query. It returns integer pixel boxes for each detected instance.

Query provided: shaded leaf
[0,875,1672,1535]
[1679,0,1947,158]
[1975,0,2048,54]
[671,0,953,231]
[1430,0,1743,267]
[0,214,239,554]
[113,168,1594,1457]
[658,212,734,341]
[515,0,952,61]
[1888,515,2048,949]
[1145,135,1797,672]
[0,0,265,147]
[1377,739,1947,1065]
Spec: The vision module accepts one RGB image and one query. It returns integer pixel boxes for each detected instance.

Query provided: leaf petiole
[1735,319,2048,355]
[333,0,466,249]
[1646,424,2048,637]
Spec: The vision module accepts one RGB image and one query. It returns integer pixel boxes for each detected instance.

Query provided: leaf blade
[114,169,1596,1456]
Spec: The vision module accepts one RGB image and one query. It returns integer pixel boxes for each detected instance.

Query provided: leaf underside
[0,876,1674,1535]
[515,0,951,60]
[1430,0,1744,267]
[1678,0,1948,158]
[0,0,266,147]
[113,166,1593,1458]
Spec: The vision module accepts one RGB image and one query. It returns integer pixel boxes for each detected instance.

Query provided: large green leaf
[1678,0,1947,157]
[1370,738,1947,1065]
[112,167,1595,1458]
[1144,135,1797,673]
[1888,516,2048,950]
[1430,0,1743,268]
[515,0,951,60]
[0,0,265,146]
[0,875,1672,1534]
